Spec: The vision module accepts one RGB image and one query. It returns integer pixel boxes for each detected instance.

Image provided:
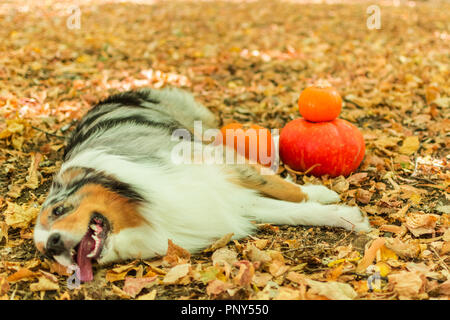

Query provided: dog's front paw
[334,205,371,232]
[302,184,341,204]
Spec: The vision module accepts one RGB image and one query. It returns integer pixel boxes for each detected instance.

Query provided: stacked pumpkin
[279,85,366,177]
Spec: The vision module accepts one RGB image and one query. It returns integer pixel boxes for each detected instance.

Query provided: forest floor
[0,0,449,300]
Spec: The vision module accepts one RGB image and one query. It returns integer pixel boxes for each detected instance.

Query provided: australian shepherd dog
[33,88,370,281]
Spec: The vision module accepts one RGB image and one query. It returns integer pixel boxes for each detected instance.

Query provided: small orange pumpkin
[298,85,342,122]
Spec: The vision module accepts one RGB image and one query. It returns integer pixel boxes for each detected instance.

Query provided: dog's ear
[225,163,308,203]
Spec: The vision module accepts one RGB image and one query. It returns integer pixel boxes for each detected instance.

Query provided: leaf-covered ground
[0,0,449,300]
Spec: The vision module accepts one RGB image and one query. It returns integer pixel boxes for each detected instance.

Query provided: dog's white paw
[302,184,341,204]
[333,205,371,232]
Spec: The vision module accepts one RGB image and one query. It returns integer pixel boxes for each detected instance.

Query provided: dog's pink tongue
[77,233,95,282]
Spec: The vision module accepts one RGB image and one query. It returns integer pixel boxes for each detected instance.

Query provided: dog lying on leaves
[34,88,370,282]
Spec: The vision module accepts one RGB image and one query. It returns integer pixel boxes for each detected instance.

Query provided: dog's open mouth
[72,213,110,282]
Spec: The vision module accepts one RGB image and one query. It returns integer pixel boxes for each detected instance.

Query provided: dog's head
[34,167,145,282]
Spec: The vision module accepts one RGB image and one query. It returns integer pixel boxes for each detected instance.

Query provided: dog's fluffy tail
[247,196,371,232]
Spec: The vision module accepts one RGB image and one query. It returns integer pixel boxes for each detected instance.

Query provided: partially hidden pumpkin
[220,122,274,167]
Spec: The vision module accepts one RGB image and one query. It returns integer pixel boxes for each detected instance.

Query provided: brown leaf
[0,277,9,296]
[4,201,39,229]
[405,213,438,237]
[24,152,42,189]
[356,238,385,273]
[123,276,158,298]
[274,287,302,300]
[7,268,37,282]
[163,239,191,267]
[331,176,349,193]
[162,263,191,284]
[203,233,234,253]
[306,279,357,300]
[346,172,368,186]
[388,271,427,299]
[356,188,372,204]
[244,245,272,263]
[399,136,420,155]
[30,276,59,292]
[379,224,407,236]
[268,251,289,277]
[211,247,238,266]
[47,260,71,276]
[233,260,255,286]
[136,289,157,300]
[106,261,140,282]
[384,238,421,259]
[206,279,233,296]
[438,279,450,296]
[252,272,273,288]
[286,271,308,286]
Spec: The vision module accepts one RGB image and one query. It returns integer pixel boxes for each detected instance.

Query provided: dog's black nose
[45,233,65,257]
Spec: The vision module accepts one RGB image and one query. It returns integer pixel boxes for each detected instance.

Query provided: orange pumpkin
[220,122,274,166]
[279,118,365,177]
[298,85,342,122]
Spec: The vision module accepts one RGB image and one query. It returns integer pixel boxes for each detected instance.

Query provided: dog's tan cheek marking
[52,184,146,235]
[86,185,146,233]
[51,200,93,236]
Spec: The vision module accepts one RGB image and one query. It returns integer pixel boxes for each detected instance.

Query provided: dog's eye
[52,205,65,217]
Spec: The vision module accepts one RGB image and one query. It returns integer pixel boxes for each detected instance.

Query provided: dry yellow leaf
[399,136,420,155]
[30,277,59,292]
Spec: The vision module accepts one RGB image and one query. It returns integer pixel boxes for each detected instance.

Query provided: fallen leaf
[438,279,450,296]
[47,260,71,276]
[384,238,421,259]
[30,276,59,292]
[233,260,255,286]
[252,272,273,288]
[347,172,368,186]
[274,287,302,300]
[306,279,357,300]
[0,278,9,296]
[379,224,407,236]
[163,239,191,267]
[268,251,289,277]
[399,136,420,155]
[388,271,427,299]
[4,201,39,229]
[211,247,238,266]
[24,152,42,189]
[206,279,233,296]
[331,176,349,193]
[123,276,158,298]
[356,238,385,273]
[356,188,372,204]
[137,289,157,300]
[110,284,131,299]
[203,233,234,253]
[106,261,140,282]
[286,272,308,285]
[7,268,37,282]
[162,263,191,284]
[244,245,272,263]
[405,213,438,237]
